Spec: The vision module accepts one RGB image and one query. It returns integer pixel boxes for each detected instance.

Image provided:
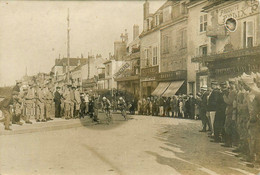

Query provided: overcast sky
[0,0,165,86]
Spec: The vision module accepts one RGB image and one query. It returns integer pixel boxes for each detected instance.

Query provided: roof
[55,57,88,67]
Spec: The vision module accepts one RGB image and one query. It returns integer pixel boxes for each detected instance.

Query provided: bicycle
[104,107,112,124]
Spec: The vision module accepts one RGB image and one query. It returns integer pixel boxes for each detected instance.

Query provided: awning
[151,82,171,96]
[162,81,184,97]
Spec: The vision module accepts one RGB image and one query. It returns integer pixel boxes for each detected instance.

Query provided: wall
[160,19,188,72]
[140,30,160,71]
[187,0,209,93]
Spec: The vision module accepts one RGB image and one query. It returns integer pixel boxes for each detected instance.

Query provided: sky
[0,0,165,86]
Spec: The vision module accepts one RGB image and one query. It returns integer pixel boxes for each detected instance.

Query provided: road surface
[0,114,259,175]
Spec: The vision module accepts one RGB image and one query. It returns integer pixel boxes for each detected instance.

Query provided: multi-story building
[104,59,125,90]
[187,0,209,94]
[115,25,141,99]
[140,0,188,98]
[139,1,161,98]
[191,0,260,90]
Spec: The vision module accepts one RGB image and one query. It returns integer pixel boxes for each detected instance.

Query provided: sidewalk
[0,118,88,136]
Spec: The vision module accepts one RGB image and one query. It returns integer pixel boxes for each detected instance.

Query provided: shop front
[82,77,97,91]
[192,45,260,83]
[151,70,187,97]
[140,65,159,98]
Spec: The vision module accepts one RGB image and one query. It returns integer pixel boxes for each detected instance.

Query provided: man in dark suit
[54,87,62,118]
[207,81,219,136]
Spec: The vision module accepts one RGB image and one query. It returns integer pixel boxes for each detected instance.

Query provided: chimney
[133,25,139,40]
[143,0,149,20]
[81,53,83,58]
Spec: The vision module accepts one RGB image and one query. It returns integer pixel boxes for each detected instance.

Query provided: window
[199,45,207,56]
[243,21,254,48]
[155,14,160,26]
[152,47,158,65]
[163,36,169,53]
[200,14,207,32]
[180,29,187,48]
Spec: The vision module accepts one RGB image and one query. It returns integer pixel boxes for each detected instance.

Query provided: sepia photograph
[0,0,260,174]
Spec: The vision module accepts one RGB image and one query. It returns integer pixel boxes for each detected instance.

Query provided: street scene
[0,0,260,174]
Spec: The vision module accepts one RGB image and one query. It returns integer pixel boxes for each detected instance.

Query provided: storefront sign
[158,70,187,81]
[113,62,130,78]
[141,65,159,77]
[213,64,260,76]
[218,1,259,24]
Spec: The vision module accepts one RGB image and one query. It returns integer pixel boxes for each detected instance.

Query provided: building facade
[191,0,260,89]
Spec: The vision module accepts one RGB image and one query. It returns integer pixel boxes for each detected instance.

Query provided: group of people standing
[137,94,197,119]
[197,72,260,164]
[0,80,56,130]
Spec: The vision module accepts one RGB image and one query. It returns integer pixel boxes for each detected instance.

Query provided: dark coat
[207,89,220,111]
[54,91,62,104]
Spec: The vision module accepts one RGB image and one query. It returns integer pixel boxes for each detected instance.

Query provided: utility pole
[67,8,70,83]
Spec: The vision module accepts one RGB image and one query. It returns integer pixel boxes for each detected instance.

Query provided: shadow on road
[80,112,134,130]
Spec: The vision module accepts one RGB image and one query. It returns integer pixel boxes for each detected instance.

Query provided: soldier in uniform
[45,86,54,120]
[24,83,35,124]
[223,79,237,147]
[12,92,23,125]
[70,86,76,118]
[35,85,46,122]
[241,74,260,163]
[74,86,81,118]
[63,85,71,119]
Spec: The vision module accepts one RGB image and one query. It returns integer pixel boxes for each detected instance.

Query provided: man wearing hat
[198,86,209,132]
[212,82,227,142]
[207,81,219,136]
[35,85,46,122]
[54,86,62,118]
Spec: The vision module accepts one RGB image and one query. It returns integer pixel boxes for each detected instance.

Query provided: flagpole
[67,8,70,83]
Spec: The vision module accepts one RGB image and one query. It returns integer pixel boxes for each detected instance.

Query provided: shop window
[200,14,207,32]
[152,47,158,65]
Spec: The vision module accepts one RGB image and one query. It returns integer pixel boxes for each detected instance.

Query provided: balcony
[192,45,260,63]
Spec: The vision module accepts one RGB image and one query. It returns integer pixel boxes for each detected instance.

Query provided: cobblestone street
[1,115,259,175]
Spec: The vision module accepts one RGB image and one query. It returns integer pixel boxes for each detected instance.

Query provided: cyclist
[102,97,112,124]
[118,97,127,120]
